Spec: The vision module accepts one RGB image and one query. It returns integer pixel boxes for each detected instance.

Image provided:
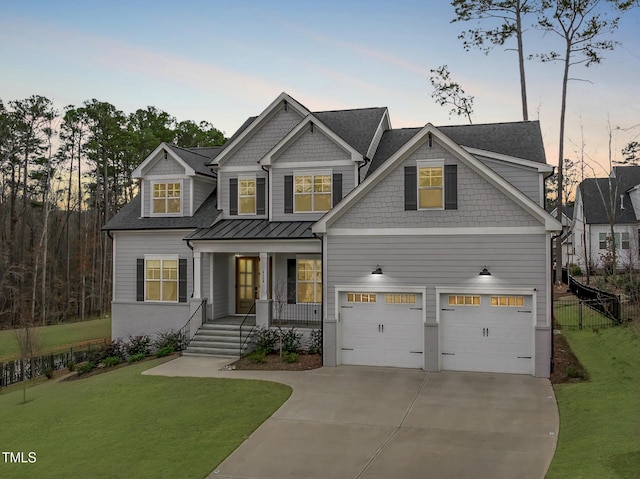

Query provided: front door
[236,257,259,314]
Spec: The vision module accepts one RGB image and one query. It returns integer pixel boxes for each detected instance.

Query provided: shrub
[126,335,151,357]
[103,356,121,367]
[66,360,76,372]
[279,328,302,354]
[154,329,183,352]
[155,346,175,358]
[254,327,278,354]
[282,351,299,363]
[44,367,54,379]
[99,339,126,362]
[77,361,96,375]
[306,329,322,355]
[566,366,586,380]
[247,349,266,363]
[568,263,582,276]
[128,352,146,364]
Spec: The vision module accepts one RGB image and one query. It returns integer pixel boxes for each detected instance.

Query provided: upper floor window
[153,182,181,214]
[239,178,256,214]
[295,174,331,212]
[418,161,443,209]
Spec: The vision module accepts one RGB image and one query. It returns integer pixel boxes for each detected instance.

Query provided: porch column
[259,252,268,300]
[193,251,201,299]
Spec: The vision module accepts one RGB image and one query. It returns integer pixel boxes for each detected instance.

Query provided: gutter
[357,157,370,185]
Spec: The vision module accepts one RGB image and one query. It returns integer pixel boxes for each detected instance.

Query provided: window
[294,174,331,212]
[386,294,416,304]
[238,178,256,214]
[599,232,630,250]
[418,163,443,209]
[448,295,480,306]
[145,258,178,302]
[152,182,181,214]
[490,296,524,307]
[348,293,377,303]
[297,259,322,303]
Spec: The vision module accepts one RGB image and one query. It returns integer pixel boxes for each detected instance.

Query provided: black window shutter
[284,175,293,214]
[404,166,417,211]
[332,173,343,206]
[229,178,238,215]
[444,165,458,210]
[179,259,188,303]
[256,177,266,215]
[136,259,145,301]
[286,258,296,304]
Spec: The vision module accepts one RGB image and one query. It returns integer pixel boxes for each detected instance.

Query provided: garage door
[339,292,423,369]
[440,293,533,374]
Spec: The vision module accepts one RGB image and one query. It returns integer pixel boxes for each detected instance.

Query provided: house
[103,92,561,378]
[549,205,574,269]
[570,166,640,271]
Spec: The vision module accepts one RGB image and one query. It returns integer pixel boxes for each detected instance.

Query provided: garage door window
[347,293,377,303]
[490,296,524,307]
[386,294,416,304]
[448,295,480,306]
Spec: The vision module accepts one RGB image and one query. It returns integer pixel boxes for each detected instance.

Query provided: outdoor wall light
[372,265,383,275]
[479,266,491,276]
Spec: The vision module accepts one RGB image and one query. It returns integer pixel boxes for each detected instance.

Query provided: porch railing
[239,302,257,357]
[178,299,207,351]
[272,302,321,327]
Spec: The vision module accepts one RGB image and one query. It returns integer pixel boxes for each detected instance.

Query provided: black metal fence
[561,268,623,321]
[554,297,625,330]
[272,302,321,327]
[0,339,107,388]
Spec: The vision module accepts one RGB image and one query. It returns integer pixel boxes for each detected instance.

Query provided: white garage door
[339,292,423,369]
[440,293,533,375]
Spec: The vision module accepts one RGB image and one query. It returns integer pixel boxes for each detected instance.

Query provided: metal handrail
[239,302,256,357]
[178,299,206,351]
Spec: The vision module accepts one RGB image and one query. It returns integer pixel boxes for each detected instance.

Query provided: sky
[2,0,640,176]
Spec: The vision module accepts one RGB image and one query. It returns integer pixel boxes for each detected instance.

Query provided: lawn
[0,358,292,479]
[0,318,111,362]
[546,323,640,478]
[553,298,618,330]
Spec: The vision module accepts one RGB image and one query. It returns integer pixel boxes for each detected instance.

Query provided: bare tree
[14,315,39,404]
[429,65,475,124]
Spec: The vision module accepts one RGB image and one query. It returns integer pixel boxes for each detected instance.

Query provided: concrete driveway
[144,357,558,479]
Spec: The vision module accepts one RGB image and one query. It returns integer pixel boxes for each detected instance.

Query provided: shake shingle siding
[274,127,350,164]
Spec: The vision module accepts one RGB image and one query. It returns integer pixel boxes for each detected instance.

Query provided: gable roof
[367,121,546,177]
[578,177,637,224]
[314,123,561,233]
[164,144,217,177]
[313,107,387,157]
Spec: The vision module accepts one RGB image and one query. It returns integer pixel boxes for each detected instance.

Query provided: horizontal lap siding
[478,157,541,205]
[113,231,193,302]
[212,253,230,319]
[112,303,189,340]
[326,234,547,327]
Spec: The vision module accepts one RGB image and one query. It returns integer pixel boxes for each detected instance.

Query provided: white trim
[295,257,322,303]
[546,234,551,328]
[268,168,274,220]
[313,124,562,234]
[190,239,321,254]
[213,93,310,166]
[272,160,354,169]
[193,252,201,299]
[132,143,195,178]
[140,181,145,217]
[143,254,180,303]
[209,253,214,318]
[463,146,553,173]
[112,233,117,302]
[149,179,183,217]
[189,177,194,217]
[326,226,548,236]
[293,170,333,214]
[220,165,264,172]
[366,109,390,160]
[145,174,190,180]
[237,175,257,216]
[416,159,445,211]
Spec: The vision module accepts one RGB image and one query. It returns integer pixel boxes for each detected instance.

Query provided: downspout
[357,158,370,185]
[185,238,194,299]
[313,232,324,365]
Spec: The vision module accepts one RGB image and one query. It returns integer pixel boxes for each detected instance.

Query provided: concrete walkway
[144,356,558,479]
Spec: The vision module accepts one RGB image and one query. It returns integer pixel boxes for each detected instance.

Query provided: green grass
[547,324,640,478]
[554,299,617,330]
[0,318,111,362]
[0,358,291,479]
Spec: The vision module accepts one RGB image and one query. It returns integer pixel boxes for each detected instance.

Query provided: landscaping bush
[126,335,151,357]
[306,329,322,355]
[103,356,122,367]
[77,361,96,375]
[247,349,267,363]
[155,346,174,358]
[254,327,278,354]
[128,352,146,364]
[279,328,302,354]
[66,360,76,372]
[44,367,54,379]
[282,351,299,363]
[98,339,126,362]
[154,329,183,352]
[568,263,582,276]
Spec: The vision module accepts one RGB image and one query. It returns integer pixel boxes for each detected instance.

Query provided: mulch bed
[551,331,588,384]
[231,353,322,371]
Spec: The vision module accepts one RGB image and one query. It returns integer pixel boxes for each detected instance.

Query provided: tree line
[0,96,225,329]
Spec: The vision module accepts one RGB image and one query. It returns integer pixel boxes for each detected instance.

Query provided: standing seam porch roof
[185,219,316,240]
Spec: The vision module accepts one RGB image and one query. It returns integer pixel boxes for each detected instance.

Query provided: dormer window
[152,181,181,214]
[239,178,256,215]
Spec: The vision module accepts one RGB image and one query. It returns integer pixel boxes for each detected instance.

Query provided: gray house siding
[223,106,303,167]
[271,165,356,221]
[143,152,186,176]
[273,127,351,164]
[192,177,215,213]
[142,178,191,217]
[212,253,230,319]
[333,144,540,229]
[323,234,549,377]
[477,156,541,205]
[218,170,268,220]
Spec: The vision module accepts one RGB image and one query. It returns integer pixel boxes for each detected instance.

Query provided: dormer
[132,143,217,218]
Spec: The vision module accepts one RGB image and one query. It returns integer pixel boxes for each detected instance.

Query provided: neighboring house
[571,166,640,271]
[549,205,574,267]
[104,92,561,378]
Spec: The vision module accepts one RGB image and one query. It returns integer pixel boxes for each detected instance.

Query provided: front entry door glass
[236,257,259,314]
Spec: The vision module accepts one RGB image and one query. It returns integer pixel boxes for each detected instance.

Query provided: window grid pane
[146,259,179,302]
[490,296,525,307]
[294,175,332,212]
[297,259,322,303]
[152,182,181,214]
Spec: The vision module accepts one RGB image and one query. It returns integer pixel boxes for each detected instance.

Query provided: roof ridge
[313,106,387,114]
[437,120,540,128]
[167,143,211,159]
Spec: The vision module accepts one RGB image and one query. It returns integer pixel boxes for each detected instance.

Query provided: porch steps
[184,323,256,357]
